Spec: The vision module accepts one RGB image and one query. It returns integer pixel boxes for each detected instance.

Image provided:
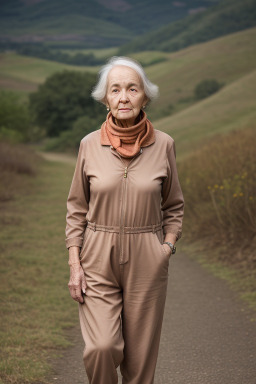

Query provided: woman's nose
[119,90,128,103]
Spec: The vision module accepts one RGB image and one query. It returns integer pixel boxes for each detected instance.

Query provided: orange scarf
[100,110,155,158]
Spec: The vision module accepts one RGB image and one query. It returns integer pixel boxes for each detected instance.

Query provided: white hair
[91,56,159,104]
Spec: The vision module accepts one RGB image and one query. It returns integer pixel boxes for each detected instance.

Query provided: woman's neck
[113,112,142,128]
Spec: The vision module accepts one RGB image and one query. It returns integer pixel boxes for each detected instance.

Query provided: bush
[0,91,32,142]
[194,79,223,100]
[44,115,102,152]
[179,128,256,268]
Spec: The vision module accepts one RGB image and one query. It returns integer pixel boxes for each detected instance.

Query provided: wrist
[163,241,176,255]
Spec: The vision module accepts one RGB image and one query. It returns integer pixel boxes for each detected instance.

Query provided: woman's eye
[112,89,118,93]
[130,88,137,92]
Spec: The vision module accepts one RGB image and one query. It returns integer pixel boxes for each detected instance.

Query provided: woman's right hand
[68,246,87,304]
[68,263,87,303]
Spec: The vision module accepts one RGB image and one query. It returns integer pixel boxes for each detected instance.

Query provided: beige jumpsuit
[65,128,184,384]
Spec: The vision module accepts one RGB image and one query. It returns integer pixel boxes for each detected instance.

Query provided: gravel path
[49,253,256,384]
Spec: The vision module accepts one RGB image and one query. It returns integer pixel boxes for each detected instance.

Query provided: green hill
[140,27,256,119]
[0,0,218,49]
[119,0,256,53]
[155,69,256,160]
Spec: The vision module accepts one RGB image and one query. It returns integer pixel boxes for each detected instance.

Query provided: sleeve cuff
[163,226,182,241]
[65,237,83,249]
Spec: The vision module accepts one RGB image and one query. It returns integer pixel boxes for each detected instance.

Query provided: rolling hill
[154,69,256,160]
[1,27,256,114]
[119,0,256,53]
[0,0,219,49]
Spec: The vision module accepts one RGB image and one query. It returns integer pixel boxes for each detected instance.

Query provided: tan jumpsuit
[65,128,184,384]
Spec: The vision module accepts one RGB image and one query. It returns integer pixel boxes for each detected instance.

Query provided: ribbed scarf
[100,110,155,158]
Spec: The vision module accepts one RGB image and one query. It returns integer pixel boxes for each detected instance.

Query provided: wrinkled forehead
[107,65,143,87]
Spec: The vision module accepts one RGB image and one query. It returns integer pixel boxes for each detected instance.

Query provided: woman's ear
[142,96,149,108]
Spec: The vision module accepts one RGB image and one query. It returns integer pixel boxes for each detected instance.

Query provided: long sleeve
[161,137,184,241]
[65,139,90,249]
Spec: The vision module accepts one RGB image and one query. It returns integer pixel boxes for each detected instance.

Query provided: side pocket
[154,231,169,260]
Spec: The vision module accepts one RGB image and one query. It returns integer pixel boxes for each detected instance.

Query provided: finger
[81,277,87,294]
[74,288,84,303]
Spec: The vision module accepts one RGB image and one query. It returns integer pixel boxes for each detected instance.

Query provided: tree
[29,71,105,137]
[194,79,223,100]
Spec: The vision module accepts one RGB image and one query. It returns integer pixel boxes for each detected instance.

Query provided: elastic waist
[87,221,163,234]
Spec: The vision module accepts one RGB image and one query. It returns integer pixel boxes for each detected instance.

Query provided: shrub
[44,115,102,152]
[194,79,223,100]
[0,91,32,142]
[179,127,256,268]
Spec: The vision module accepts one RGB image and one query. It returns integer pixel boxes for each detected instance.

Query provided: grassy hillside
[143,27,256,119]
[0,52,98,96]
[0,0,218,49]
[119,0,256,53]
[155,69,256,160]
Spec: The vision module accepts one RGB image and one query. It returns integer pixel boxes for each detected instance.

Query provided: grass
[0,149,78,383]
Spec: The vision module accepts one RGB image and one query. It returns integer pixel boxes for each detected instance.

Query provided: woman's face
[105,65,148,127]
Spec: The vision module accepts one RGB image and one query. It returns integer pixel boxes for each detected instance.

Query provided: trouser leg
[79,231,124,384]
[120,231,169,384]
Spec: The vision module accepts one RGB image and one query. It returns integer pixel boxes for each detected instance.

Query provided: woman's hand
[162,233,177,258]
[68,263,87,303]
[68,246,87,304]
[162,243,172,258]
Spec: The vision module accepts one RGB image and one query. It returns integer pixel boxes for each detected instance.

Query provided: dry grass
[0,141,40,202]
[179,127,256,270]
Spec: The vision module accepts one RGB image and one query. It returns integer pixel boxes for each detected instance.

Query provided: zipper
[110,147,143,264]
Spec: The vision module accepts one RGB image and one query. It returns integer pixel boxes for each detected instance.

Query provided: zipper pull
[124,167,128,178]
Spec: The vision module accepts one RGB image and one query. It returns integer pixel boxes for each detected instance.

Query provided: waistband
[87,221,163,234]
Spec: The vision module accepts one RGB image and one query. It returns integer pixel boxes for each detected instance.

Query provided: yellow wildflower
[233,193,237,198]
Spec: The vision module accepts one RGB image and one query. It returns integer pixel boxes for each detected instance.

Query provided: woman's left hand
[162,243,172,258]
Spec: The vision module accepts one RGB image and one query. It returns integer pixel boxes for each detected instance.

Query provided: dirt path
[43,152,256,384]
[49,253,256,384]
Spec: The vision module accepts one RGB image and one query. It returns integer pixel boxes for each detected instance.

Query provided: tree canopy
[29,71,105,137]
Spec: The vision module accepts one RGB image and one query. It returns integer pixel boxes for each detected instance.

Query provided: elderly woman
[65,56,184,384]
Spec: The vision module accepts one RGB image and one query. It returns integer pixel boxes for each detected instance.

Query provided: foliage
[179,128,256,268]
[0,91,32,142]
[194,79,223,100]
[17,45,105,66]
[119,0,256,54]
[45,115,102,152]
[29,70,106,137]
